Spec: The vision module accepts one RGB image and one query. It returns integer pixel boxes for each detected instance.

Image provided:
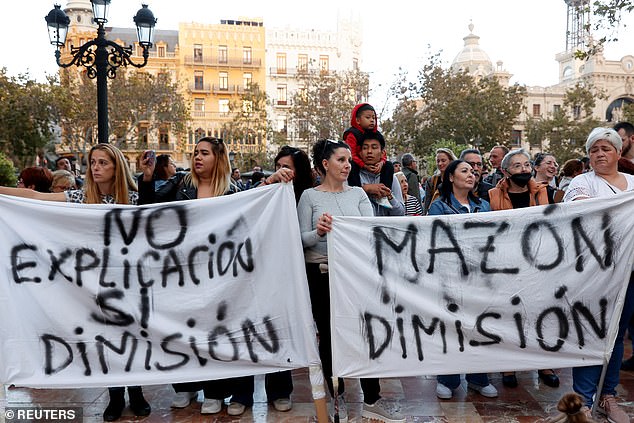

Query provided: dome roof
[451,23,493,76]
[65,0,92,12]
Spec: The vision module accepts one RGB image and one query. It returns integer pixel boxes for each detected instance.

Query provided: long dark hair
[153,154,172,180]
[438,160,481,204]
[275,145,313,203]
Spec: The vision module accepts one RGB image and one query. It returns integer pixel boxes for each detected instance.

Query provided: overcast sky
[4,0,634,113]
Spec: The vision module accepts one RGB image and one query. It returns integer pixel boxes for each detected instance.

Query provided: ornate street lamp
[45,2,157,144]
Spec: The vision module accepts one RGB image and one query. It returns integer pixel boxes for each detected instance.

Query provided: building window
[194,127,205,142]
[159,126,169,146]
[219,72,229,90]
[194,98,205,117]
[137,123,149,146]
[319,55,329,74]
[277,84,287,105]
[243,72,252,90]
[511,130,522,146]
[353,58,359,71]
[532,104,541,116]
[219,99,230,116]
[243,47,252,64]
[298,54,308,72]
[218,45,228,63]
[553,104,561,114]
[194,71,204,90]
[573,105,581,120]
[158,46,165,57]
[276,53,286,74]
[194,44,203,63]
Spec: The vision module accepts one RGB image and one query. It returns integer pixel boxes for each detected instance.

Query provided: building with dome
[450,0,634,150]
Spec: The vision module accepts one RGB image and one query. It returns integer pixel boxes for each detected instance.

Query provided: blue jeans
[573,272,634,407]
[437,373,489,390]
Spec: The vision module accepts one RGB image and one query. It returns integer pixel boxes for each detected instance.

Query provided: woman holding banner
[428,159,499,401]
[564,127,634,422]
[488,149,560,390]
[297,139,405,423]
[137,136,239,416]
[229,145,314,414]
[0,144,150,421]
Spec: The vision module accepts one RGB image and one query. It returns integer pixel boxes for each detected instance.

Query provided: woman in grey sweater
[297,139,404,423]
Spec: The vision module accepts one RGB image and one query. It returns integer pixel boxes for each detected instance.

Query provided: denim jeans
[437,373,489,390]
[573,272,634,407]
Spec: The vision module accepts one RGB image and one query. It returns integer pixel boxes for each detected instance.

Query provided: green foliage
[576,1,634,58]
[288,69,369,149]
[55,68,190,154]
[525,83,604,163]
[0,68,58,168]
[382,53,526,159]
[0,151,17,187]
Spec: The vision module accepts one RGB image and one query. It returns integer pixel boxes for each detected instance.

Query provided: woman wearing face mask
[487,148,559,390]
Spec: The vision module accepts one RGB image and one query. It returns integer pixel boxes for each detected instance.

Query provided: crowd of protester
[2,104,634,422]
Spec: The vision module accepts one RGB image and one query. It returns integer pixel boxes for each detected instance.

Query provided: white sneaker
[467,382,498,398]
[272,397,292,412]
[328,395,348,423]
[362,398,406,422]
[200,398,222,414]
[171,391,197,408]
[227,401,246,416]
[436,382,453,399]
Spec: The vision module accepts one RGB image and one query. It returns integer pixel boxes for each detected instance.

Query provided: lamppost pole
[46,2,157,144]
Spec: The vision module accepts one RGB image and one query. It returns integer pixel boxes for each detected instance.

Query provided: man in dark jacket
[401,153,421,201]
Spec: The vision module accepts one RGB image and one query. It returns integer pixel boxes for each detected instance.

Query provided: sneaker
[362,398,406,423]
[227,401,246,416]
[467,382,498,398]
[200,398,222,414]
[328,395,348,423]
[272,397,292,412]
[171,391,197,408]
[436,382,453,399]
[597,394,630,423]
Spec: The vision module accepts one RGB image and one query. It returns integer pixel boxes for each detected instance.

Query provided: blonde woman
[50,170,77,192]
[138,136,239,416]
[0,143,149,421]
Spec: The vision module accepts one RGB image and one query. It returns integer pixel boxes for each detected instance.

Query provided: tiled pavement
[3,365,634,422]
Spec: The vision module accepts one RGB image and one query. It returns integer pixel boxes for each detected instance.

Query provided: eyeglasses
[508,162,533,171]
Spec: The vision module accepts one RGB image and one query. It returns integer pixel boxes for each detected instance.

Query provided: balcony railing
[184,56,262,67]
[211,84,248,94]
[189,82,212,93]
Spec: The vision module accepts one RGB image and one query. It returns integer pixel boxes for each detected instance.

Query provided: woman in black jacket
[138,137,238,415]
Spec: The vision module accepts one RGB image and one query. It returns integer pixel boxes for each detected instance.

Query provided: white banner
[0,183,320,388]
[329,192,634,378]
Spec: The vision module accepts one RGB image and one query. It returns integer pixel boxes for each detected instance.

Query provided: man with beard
[614,121,634,174]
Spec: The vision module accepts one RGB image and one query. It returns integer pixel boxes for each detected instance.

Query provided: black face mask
[509,172,532,187]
